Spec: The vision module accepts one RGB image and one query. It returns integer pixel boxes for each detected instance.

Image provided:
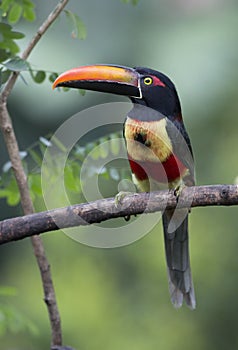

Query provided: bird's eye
[143,77,153,85]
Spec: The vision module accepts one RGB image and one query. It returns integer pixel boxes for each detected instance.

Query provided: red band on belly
[128,153,186,183]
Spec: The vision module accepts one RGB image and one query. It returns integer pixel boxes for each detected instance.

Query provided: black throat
[128,103,166,122]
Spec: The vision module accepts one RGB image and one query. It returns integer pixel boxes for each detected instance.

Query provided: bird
[53,64,196,309]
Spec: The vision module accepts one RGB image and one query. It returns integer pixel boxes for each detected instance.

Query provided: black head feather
[131,67,182,119]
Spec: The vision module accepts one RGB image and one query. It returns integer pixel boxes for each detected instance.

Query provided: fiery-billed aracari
[53,64,196,309]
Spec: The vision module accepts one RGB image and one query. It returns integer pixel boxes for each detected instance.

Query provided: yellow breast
[124,117,172,163]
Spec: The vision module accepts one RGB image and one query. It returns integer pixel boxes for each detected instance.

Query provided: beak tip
[52,78,60,90]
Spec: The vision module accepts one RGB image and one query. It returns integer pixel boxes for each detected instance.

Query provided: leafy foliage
[64,10,87,40]
[0,60,58,88]
[0,55,87,94]
[0,1,87,90]
[0,286,38,337]
[3,56,28,71]
[0,0,35,63]
[0,0,36,24]
[0,22,25,60]
[0,132,131,208]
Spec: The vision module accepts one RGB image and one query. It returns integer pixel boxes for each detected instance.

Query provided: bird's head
[53,64,181,119]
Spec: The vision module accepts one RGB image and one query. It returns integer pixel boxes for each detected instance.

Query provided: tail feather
[162,209,196,309]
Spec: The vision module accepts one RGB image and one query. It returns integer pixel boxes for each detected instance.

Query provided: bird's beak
[52,64,141,98]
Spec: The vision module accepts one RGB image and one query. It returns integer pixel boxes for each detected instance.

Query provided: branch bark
[1,184,237,245]
[0,1,69,348]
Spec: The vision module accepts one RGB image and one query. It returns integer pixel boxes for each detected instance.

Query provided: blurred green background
[1,0,238,349]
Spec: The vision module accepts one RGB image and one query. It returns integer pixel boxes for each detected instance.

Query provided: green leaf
[7,190,20,206]
[0,23,23,56]
[0,303,38,337]
[0,286,17,297]
[4,57,28,71]
[4,30,25,40]
[0,69,11,86]
[32,70,46,83]
[64,10,87,40]
[29,174,42,196]
[89,144,100,160]
[0,22,12,34]
[110,136,121,155]
[8,3,22,24]
[23,6,35,21]
[74,16,87,40]
[23,0,35,7]
[51,135,67,153]
[0,177,20,206]
[0,23,25,40]
[0,189,10,199]
[0,0,35,23]
[64,165,81,192]
[0,39,20,54]
[0,0,14,13]
[48,72,58,83]
[0,48,11,62]
[100,169,110,180]
[28,149,43,167]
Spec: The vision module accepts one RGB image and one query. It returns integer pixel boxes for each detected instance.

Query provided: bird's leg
[174,182,186,202]
[173,181,192,213]
[171,177,185,201]
[115,191,139,222]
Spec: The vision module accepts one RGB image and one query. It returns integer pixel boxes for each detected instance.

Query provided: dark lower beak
[52,64,141,98]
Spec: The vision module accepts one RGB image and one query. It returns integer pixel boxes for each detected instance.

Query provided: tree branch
[1,184,237,245]
[0,1,69,348]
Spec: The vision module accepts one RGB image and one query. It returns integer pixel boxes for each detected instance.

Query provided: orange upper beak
[52,64,141,98]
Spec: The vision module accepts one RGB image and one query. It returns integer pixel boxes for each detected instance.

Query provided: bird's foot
[174,183,186,202]
[115,191,138,222]
[115,191,135,208]
[173,183,192,213]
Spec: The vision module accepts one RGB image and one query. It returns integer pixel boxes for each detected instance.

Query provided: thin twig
[0,0,69,347]
[0,184,237,245]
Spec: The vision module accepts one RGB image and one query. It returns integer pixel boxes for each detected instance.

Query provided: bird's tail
[162,209,196,309]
